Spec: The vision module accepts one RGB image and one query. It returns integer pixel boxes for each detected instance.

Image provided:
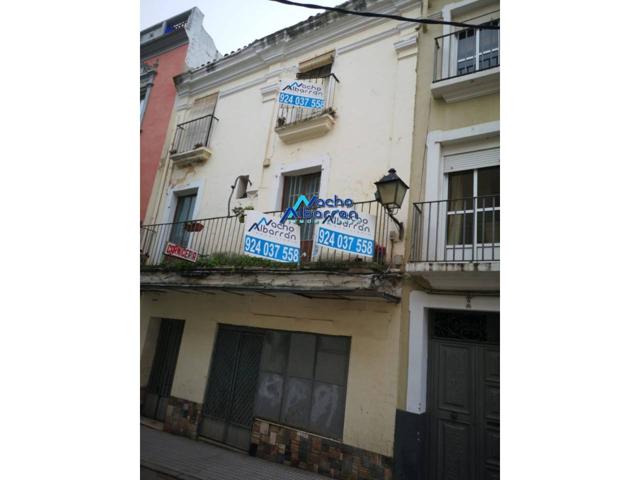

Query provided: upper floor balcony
[168,114,217,167]
[275,74,339,144]
[431,15,500,103]
[408,195,499,292]
[140,200,401,302]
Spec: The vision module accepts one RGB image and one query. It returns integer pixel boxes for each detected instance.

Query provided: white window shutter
[189,94,218,120]
[444,147,500,173]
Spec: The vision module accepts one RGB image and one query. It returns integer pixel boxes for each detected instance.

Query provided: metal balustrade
[410,196,500,263]
[276,74,339,128]
[433,16,500,82]
[141,200,393,266]
[170,114,216,155]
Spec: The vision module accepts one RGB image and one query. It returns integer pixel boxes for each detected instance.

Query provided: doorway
[199,326,264,451]
[142,318,185,422]
[281,172,321,261]
[426,310,499,479]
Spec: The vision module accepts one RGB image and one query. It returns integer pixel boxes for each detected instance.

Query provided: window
[455,19,500,76]
[235,175,250,199]
[296,63,332,80]
[189,94,217,120]
[282,172,321,260]
[169,193,197,246]
[296,51,334,79]
[446,166,499,246]
[254,331,350,439]
[140,85,151,124]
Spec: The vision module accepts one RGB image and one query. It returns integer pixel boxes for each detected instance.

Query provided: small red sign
[164,242,198,263]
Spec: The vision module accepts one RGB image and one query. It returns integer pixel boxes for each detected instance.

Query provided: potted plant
[184,222,204,232]
[233,205,254,223]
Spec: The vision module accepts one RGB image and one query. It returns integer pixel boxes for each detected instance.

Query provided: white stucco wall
[149,1,421,261]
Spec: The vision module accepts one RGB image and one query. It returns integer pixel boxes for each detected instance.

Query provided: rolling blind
[444,147,500,173]
[189,94,217,120]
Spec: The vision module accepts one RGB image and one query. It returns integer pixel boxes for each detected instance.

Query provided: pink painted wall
[140,43,188,221]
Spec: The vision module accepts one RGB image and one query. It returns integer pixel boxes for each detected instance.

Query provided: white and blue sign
[278,80,325,109]
[314,210,376,259]
[244,211,300,263]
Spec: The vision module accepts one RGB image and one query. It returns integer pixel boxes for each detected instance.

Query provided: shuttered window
[189,93,218,120]
[444,147,499,173]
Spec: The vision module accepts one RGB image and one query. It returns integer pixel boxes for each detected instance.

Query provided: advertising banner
[244,211,301,263]
[314,209,376,258]
[278,79,325,109]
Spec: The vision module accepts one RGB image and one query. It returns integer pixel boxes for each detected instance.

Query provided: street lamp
[375,168,409,240]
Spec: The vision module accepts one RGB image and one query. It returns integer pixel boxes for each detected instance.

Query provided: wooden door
[427,310,500,480]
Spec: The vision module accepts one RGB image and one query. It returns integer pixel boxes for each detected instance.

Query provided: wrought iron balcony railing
[433,16,500,82]
[141,200,394,266]
[276,74,339,128]
[170,114,216,155]
[410,196,500,263]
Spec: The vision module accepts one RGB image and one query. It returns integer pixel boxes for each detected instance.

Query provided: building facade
[139,0,499,479]
[140,8,219,221]
[141,1,420,478]
[398,0,500,478]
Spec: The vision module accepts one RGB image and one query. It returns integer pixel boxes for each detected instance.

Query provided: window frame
[445,166,500,248]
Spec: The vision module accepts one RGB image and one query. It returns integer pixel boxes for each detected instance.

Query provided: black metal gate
[142,318,185,421]
[426,310,500,480]
[200,326,264,450]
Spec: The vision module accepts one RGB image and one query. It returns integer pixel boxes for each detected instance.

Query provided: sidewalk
[141,425,326,480]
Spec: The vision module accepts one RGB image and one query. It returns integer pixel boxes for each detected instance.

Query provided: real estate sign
[244,211,301,263]
[278,79,325,109]
[314,209,376,258]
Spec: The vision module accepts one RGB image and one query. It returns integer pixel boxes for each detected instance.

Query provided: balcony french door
[169,193,197,247]
[281,172,321,261]
[445,167,499,262]
[455,19,500,77]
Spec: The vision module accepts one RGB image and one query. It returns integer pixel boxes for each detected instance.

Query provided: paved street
[141,426,326,480]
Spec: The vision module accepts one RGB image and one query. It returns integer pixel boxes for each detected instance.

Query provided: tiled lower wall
[251,418,393,480]
[163,397,202,440]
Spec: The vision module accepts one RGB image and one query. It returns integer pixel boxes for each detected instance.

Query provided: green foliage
[141,252,386,273]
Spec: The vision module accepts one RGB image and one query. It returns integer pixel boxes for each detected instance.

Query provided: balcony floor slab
[407,261,499,292]
[140,269,402,303]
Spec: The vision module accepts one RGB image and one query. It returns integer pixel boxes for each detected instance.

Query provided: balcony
[275,74,339,144]
[169,114,216,167]
[140,201,401,302]
[431,18,500,103]
[408,196,499,292]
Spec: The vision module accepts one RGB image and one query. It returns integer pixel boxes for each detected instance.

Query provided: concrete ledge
[140,270,401,303]
[431,67,499,103]
[275,113,335,144]
[170,146,212,167]
[407,261,499,292]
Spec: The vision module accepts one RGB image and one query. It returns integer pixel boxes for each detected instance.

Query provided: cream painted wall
[397,0,500,412]
[146,3,422,260]
[140,290,402,457]
[408,0,500,205]
[140,315,160,386]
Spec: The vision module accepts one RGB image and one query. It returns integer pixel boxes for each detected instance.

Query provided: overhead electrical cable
[268,0,500,30]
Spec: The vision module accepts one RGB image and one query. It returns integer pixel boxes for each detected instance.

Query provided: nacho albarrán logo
[279,195,360,224]
[248,216,298,240]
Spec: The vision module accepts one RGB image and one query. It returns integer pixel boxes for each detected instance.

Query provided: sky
[140,0,345,56]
